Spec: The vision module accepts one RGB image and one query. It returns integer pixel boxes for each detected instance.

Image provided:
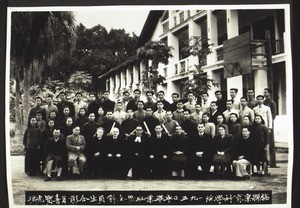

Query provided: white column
[274,13,279,40]
[126,67,130,89]
[167,80,180,101]
[109,77,114,94]
[226,10,239,39]
[169,10,175,28]
[274,13,280,54]
[207,10,218,65]
[168,33,179,61]
[226,10,242,96]
[139,61,147,90]
[133,62,139,88]
[115,73,120,94]
[168,32,179,77]
[120,70,125,89]
[254,68,268,96]
[188,18,201,69]
[207,70,221,98]
[277,69,283,115]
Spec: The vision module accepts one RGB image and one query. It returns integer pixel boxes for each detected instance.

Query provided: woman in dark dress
[75,108,89,129]
[241,115,253,133]
[227,113,241,145]
[23,117,42,176]
[61,117,74,138]
[97,106,106,126]
[215,114,229,136]
[57,106,73,127]
[252,115,269,176]
[213,124,234,177]
[48,111,58,123]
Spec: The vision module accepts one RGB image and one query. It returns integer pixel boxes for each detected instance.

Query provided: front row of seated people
[41,122,266,181]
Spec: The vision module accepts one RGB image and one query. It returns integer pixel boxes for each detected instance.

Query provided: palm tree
[10,11,76,132]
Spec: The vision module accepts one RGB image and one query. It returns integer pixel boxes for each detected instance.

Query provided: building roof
[99,10,164,79]
[98,55,137,79]
[137,10,164,47]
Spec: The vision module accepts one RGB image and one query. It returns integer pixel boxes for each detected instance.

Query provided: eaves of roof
[98,10,164,79]
[98,55,138,79]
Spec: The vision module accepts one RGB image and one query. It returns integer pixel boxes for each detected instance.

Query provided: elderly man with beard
[103,127,127,179]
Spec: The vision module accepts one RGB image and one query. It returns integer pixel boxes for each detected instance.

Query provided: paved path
[9,153,289,205]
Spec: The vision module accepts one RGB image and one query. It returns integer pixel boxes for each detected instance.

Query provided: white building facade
[100,9,288,133]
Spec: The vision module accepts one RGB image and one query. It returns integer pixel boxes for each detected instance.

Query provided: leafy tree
[29,71,92,104]
[137,40,173,91]
[181,36,218,98]
[41,23,139,92]
[67,71,93,91]
[70,25,139,91]
[10,11,76,130]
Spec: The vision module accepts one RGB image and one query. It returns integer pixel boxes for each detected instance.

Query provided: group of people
[23,87,277,181]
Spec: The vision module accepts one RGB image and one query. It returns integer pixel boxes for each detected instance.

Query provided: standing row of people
[23,87,277,180]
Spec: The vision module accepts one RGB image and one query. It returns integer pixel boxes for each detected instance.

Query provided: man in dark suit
[263,88,277,168]
[126,89,142,112]
[101,110,121,136]
[157,90,171,111]
[146,124,172,179]
[144,91,157,112]
[56,92,75,118]
[28,96,46,124]
[209,101,220,126]
[170,125,189,178]
[120,109,140,138]
[66,126,86,178]
[127,126,150,179]
[43,128,66,181]
[180,109,198,139]
[215,90,227,113]
[82,113,99,174]
[100,90,115,113]
[170,93,180,112]
[142,107,160,137]
[188,123,214,179]
[87,93,100,117]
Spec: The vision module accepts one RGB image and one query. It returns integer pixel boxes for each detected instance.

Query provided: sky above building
[73,10,150,36]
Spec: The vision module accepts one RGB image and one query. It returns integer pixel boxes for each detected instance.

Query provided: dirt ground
[8,150,290,206]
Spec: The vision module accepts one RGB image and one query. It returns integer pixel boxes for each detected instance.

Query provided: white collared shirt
[135,136,141,143]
